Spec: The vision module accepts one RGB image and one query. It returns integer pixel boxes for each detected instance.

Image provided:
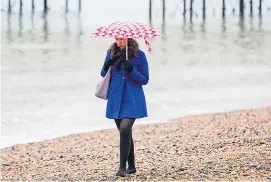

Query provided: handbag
[95,67,111,100]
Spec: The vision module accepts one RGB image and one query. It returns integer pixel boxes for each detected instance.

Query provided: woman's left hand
[123,60,134,73]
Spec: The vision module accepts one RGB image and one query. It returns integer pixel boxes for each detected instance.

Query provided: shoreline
[2,105,270,149]
[0,119,169,149]
[1,106,270,181]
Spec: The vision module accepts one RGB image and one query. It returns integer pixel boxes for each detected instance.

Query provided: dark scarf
[112,44,134,71]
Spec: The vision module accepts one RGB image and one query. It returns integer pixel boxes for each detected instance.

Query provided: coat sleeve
[100,51,110,77]
[128,52,149,85]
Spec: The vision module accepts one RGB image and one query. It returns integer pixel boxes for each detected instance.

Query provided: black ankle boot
[126,166,136,174]
[115,168,126,177]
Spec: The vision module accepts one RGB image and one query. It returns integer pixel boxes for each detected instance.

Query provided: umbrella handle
[126,39,128,60]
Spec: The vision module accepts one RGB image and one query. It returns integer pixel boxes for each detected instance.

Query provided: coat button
[122,77,125,79]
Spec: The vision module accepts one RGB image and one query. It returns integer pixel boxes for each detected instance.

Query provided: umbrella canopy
[91,21,160,53]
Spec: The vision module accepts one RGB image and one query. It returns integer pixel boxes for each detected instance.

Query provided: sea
[1,0,271,148]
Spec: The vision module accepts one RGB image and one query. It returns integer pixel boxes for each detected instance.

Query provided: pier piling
[183,0,186,16]
[203,0,206,20]
[149,0,152,25]
[32,0,35,11]
[8,0,12,13]
[44,0,48,12]
[240,0,244,18]
[250,0,253,14]
[259,0,262,14]
[162,0,165,24]
[79,0,81,12]
[190,0,194,21]
[66,0,68,13]
[222,0,226,18]
[20,0,23,12]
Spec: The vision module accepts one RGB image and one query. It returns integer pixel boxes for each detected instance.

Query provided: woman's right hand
[103,59,113,72]
[104,51,124,72]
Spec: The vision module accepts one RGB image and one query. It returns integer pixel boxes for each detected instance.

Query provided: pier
[7,0,82,13]
[4,0,270,28]
[7,0,267,16]
[148,0,267,25]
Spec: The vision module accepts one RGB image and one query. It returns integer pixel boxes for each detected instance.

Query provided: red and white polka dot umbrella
[91,21,160,53]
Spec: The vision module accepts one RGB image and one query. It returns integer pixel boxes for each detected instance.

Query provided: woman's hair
[108,38,139,58]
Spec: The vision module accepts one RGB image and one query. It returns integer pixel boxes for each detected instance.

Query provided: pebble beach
[1,107,271,181]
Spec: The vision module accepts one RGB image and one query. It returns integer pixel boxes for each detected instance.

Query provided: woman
[100,38,149,177]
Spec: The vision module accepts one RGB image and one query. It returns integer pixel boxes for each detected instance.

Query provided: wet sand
[1,107,270,181]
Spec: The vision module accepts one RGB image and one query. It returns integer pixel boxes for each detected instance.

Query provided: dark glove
[115,52,126,71]
[104,51,124,72]
[123,60,133,73]
[103,59,114,72]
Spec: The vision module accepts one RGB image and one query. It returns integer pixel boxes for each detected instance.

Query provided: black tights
[114,118,135,169]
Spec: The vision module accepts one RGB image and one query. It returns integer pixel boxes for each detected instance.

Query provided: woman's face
[115,38,127,49]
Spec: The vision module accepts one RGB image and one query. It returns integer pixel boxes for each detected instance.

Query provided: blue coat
[100,50,149,119]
